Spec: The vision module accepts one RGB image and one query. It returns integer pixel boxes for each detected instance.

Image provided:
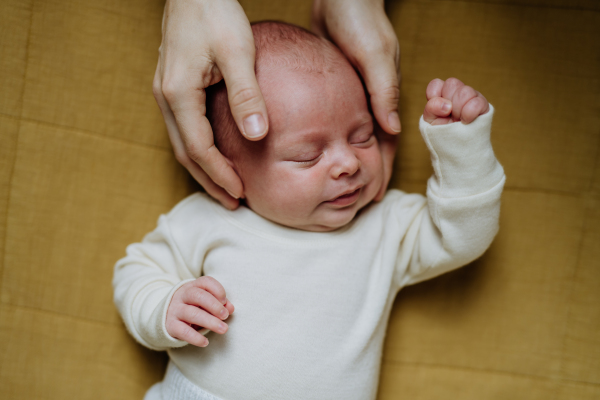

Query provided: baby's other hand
[166,276,234,347]
[423,78,489,125]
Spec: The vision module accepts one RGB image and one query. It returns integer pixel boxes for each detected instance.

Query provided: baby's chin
[267,197,376,233]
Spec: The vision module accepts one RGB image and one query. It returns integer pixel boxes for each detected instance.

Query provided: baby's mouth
[325,188,362,207]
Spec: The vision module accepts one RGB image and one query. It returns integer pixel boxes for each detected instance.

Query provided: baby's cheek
[365,149,384,184]
[269,170,319,212]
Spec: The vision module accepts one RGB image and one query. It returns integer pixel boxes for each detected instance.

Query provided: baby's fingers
[223,299,235,315]
[450,84,478,122]
[179,305,229,335]
[426,78,444,100]
[182,286,230,320]
[193,276,227,304]
[460,95,489,124]
[423,96,453,125]
[170,320,210,347]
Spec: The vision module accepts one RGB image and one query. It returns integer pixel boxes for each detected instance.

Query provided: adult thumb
[360,51,401,135]
[219,51,269,140]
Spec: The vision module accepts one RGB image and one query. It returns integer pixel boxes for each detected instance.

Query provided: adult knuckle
[229,87,260,110]
[373,80,399,105]
[381,35,398,56]
[382,83,400,101]
[161,76,184,103]
[185,142,208,165]
[152,78,162,100]
[173,148,191,166]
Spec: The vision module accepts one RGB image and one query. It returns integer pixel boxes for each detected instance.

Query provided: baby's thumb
[220,54,269,140]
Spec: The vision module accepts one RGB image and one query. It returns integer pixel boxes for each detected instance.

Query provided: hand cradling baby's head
[207,21,384,231]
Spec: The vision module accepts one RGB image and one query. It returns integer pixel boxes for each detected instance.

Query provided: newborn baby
[114,21,505,400]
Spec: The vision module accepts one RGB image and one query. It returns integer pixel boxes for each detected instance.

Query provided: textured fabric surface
[0,0,598,399]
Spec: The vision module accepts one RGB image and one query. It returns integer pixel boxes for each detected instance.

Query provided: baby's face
[233,66,384,232]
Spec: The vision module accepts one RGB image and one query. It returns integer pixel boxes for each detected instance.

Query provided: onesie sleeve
[113,213,194,351]
[396,105,505,286]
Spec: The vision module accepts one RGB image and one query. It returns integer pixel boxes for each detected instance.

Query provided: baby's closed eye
[287,152,323,167]
[350,132,376,147]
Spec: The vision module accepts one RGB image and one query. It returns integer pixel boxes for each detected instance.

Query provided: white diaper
[144,362,222,400]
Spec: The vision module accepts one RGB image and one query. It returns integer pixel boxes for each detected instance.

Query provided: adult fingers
[374,124,397,201]
[186,161,239,210]
[423,96,453,124]
[217,38,269,141]
[154,65,245,201]
[360,49,402,134]
[312,0,401,134]
[163,80,245,199]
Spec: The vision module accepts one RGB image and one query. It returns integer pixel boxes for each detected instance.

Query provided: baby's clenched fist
[166,276,234,347]
[423,78,489,125]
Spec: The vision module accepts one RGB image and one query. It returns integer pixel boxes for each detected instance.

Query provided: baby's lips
[327,185,363,202]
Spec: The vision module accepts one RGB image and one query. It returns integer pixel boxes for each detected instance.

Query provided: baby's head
[207,21,383,232]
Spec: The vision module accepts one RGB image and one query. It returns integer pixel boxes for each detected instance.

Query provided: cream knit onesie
[113,107,505,400]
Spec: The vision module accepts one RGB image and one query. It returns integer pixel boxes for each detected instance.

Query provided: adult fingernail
[388,111,401,133]
[243,113,267,138]
[225,188,240,200]
[442,101,452,113]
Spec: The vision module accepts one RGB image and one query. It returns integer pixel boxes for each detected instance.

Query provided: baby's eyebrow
[278,141,321,157]
[353,118,374,131]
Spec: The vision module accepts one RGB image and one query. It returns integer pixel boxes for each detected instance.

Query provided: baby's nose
[331,148,361,179]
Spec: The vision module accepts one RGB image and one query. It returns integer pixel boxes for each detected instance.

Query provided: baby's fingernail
[202,338,209,347]
[243,113,267,138]
[220,309,229,319]
[442,101,452,113]
[219,322,228,332]
[387,111,401,133]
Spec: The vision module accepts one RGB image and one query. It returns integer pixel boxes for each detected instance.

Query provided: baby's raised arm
[391,79,504,286]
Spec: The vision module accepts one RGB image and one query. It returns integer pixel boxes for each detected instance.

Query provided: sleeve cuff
[419,104,505,198]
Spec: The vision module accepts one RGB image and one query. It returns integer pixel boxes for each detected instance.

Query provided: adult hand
[154,0,269,210]
[312,0,401,201]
